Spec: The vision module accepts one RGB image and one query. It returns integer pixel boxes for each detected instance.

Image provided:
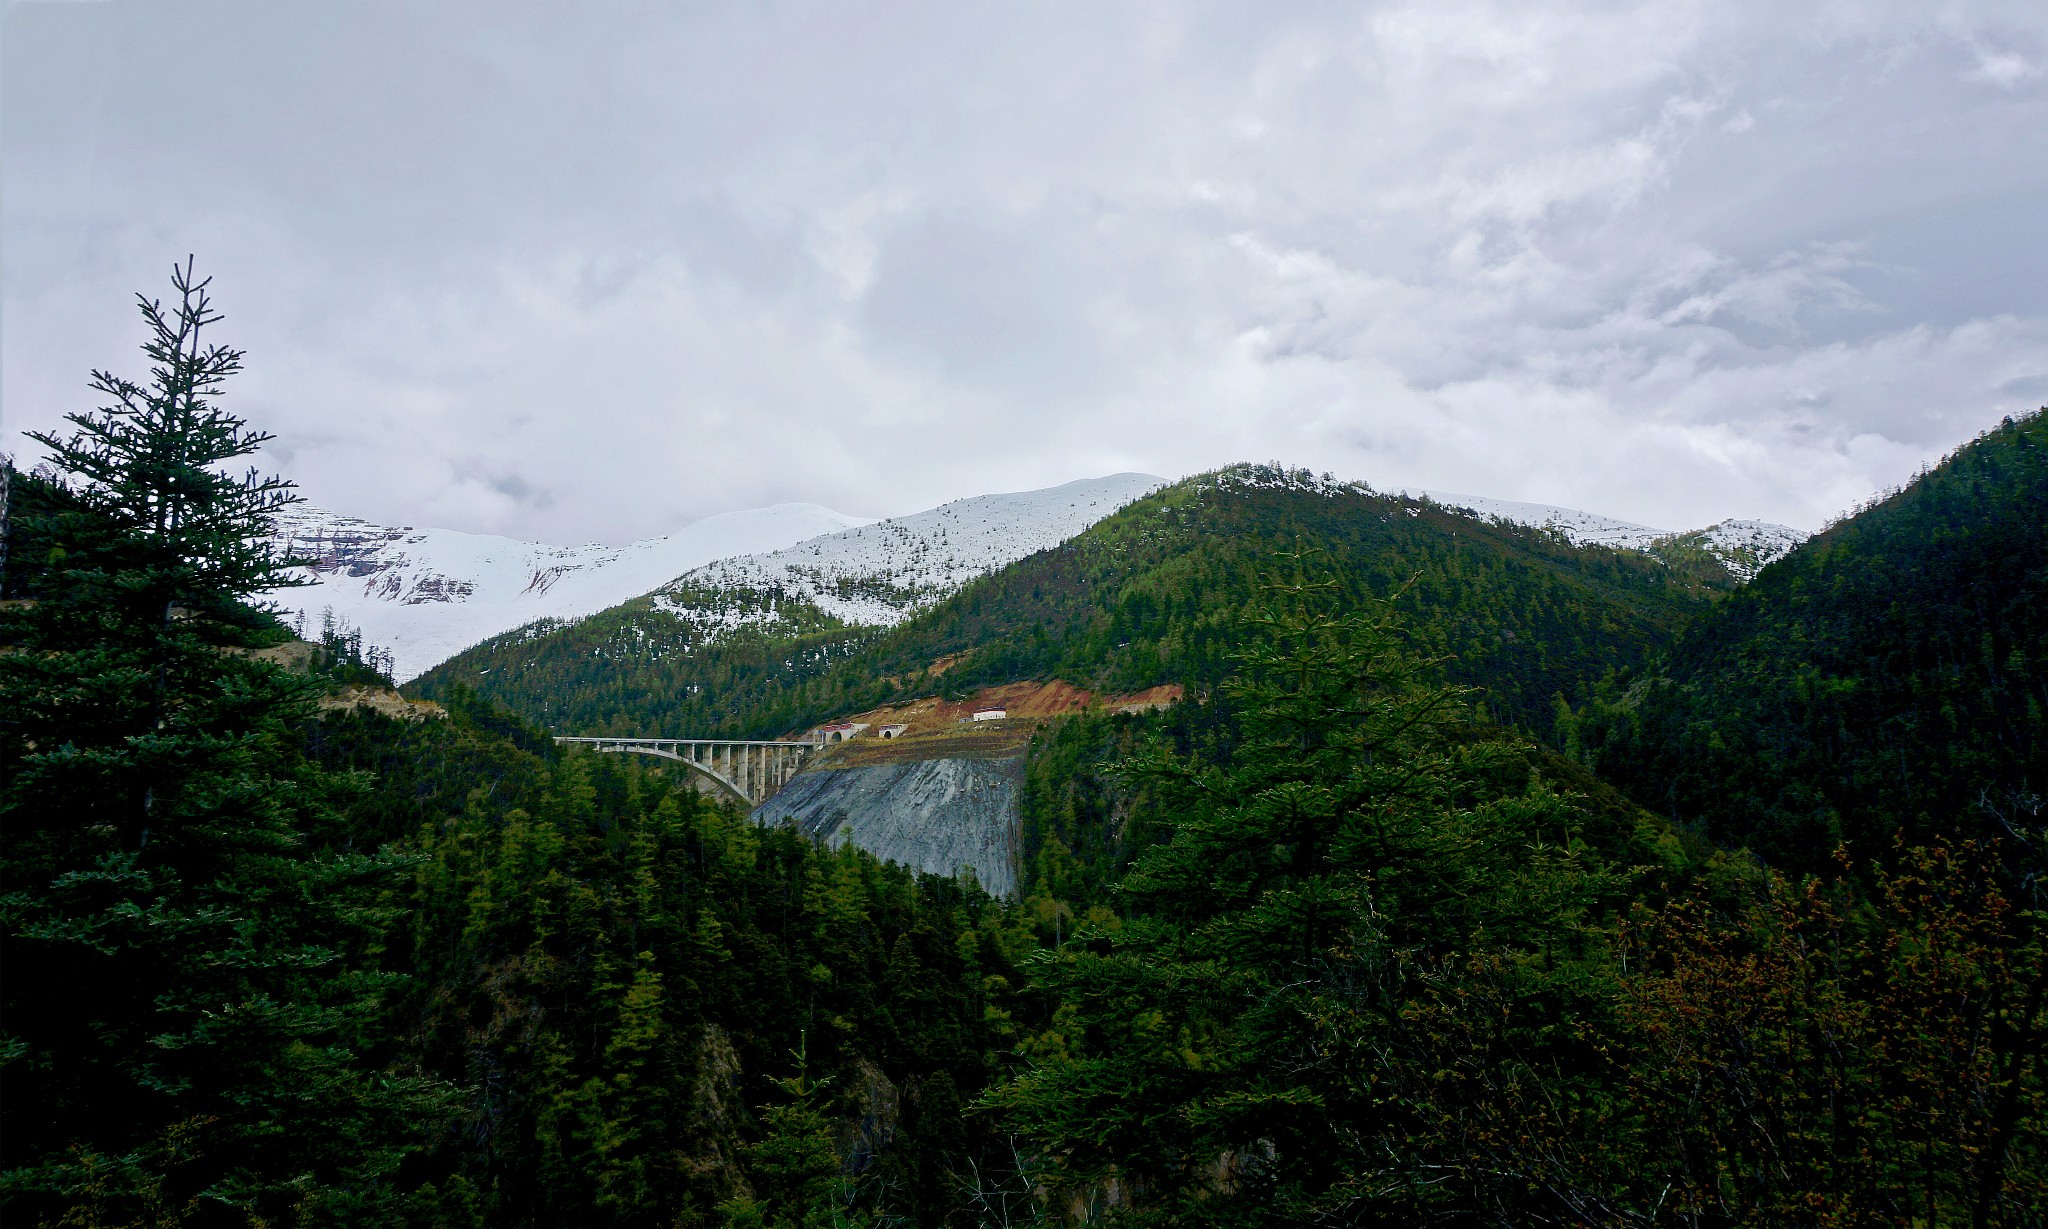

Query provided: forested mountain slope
[415,464,1741,738]
[303,700,1026,1228]
[1411,487,1804,578]
[1580,409,2048,872]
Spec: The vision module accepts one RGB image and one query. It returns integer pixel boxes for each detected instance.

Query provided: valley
[394,463,1815,900]
[10,399,2042,1228]
[13,11,2042,1222]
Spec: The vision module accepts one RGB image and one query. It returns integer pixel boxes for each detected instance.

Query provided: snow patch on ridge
[1182,467,1800,581]
[1201,463,1374,499]
[1405,489,1669,551]
[653,473,1166,629]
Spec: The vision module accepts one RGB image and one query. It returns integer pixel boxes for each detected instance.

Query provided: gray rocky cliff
[751,756,1022,898]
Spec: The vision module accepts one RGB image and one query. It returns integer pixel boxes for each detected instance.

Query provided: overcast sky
[5,1,2044,542]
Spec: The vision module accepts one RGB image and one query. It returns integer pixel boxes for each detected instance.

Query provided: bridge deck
[555,737,812,748]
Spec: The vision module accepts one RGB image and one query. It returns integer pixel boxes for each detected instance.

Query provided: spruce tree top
[27,257,301,629]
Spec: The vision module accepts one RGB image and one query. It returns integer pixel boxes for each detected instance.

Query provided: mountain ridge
[1407,488,1805,579]
[413,462,1757,740]
[287,468,1801,686]
[650,473,1169,632]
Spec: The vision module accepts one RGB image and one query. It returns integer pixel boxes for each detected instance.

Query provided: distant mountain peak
[1678,520,1810,581]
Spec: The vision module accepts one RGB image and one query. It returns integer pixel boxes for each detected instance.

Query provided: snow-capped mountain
[271,501,872,681]
[276,467,1798,684]
[272,474,1166,681]
[651,473,1167,631]
[1405,489,1669,550]
[644,469,1799,652]
[1407,489,1805,580]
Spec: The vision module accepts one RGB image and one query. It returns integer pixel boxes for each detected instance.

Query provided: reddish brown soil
[795,679,1187,766]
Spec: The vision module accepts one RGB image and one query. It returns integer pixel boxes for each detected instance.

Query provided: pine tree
[0,263,456,1227]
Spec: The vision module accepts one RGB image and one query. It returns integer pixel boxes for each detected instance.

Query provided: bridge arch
[555,737,813,807]
[597,744,752,805]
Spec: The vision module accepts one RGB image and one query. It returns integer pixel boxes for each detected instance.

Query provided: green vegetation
[995,569,1675,1220]
[417,466,1736,742]
[4,272,2041,1226]
[419,592,874,740]
[995,567,2043,1224]
[308,706,1024,1228]
[0,269,1025,1228]
[1576,411,2048,873]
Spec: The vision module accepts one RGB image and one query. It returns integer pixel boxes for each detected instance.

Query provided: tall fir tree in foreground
[0,263,454,1227]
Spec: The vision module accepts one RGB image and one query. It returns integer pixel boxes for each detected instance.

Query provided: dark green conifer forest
[1573,411,2048,875]
[4,270,2043,1226]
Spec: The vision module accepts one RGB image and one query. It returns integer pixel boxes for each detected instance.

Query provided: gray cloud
[5,0,2045,541]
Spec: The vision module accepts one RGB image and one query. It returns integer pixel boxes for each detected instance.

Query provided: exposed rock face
[842,1057,901,1180]
[752,757,1022,898]
[684,1024,753,1204]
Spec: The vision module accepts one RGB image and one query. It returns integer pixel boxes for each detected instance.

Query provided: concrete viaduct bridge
[553,737,814,807]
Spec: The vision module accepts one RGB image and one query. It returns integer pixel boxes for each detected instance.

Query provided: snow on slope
[1406,489,1669,550]
[1405,489,1805,580]
[271,502,871,681]
[653,473,1166,628]
[1694,520,1809,576]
